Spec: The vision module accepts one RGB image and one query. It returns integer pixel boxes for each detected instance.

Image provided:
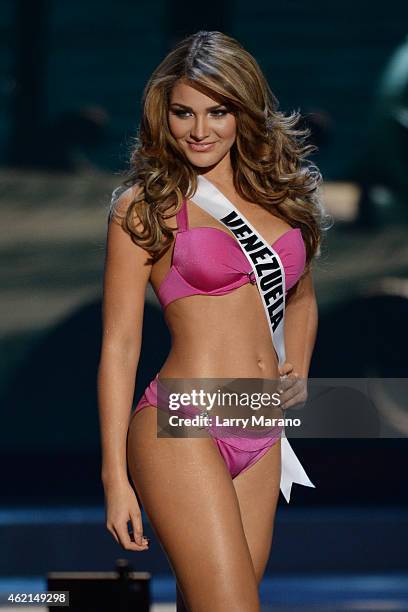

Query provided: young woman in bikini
[98,30,324,612]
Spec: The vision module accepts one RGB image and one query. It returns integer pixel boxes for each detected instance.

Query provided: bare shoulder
[106,181,152,276]
[110,182,144,230]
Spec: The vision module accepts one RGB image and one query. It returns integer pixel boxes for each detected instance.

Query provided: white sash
[191,174,315,503]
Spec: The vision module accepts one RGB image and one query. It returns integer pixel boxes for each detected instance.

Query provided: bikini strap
[176,195,189,232]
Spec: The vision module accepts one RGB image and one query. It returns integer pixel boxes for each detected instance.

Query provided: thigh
[232,438,281,584]
[127,405,261,612]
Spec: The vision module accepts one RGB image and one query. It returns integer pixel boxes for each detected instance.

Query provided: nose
[190,115,210,140]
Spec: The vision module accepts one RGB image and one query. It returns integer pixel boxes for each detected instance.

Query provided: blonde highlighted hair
[110,30,329,269]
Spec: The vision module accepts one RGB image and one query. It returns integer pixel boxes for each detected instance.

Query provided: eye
[170,108,229,118]
[171,110,193,118]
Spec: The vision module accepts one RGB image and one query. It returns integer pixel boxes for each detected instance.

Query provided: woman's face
[168,80,236,169]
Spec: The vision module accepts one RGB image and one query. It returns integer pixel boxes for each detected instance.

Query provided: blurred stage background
[1,0,408,610]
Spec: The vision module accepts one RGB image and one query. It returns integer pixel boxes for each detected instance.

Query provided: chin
[189,157,221,168]
[184,151,229,168]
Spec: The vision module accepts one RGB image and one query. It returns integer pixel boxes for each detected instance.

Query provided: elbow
[100,331,142,364]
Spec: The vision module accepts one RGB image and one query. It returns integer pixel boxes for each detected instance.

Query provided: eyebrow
[169,102,227,111]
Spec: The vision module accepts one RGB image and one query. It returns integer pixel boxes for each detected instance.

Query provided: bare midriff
[154,283,280,381]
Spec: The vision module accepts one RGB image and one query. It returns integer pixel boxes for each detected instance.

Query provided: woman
[98,30,325,612]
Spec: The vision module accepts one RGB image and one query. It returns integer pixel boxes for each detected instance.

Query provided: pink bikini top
[157,196,306,310]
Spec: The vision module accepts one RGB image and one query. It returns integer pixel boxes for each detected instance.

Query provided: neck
[197,151,234,190]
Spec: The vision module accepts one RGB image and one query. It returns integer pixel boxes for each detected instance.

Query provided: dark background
[1,3,408,603]
[1,0,408,503]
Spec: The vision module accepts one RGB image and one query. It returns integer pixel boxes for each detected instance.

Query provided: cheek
[168,116,188,138]
[216,117,236,141]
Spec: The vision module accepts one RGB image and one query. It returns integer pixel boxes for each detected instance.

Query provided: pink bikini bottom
[129,374,283,479]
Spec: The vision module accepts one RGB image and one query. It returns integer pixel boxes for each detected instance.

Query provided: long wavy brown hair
[109,30,329,270]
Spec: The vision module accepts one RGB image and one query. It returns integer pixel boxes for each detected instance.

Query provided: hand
[278,361,294,378]
[103,479,150,552]
[278,362,308,411]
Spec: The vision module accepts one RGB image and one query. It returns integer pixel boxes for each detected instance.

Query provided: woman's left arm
[284,269,318,378]
[278,269,318,409]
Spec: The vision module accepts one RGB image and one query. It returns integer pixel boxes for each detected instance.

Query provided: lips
[186,142,216,152]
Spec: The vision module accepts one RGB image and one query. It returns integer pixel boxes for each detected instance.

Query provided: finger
[279,362,294,377]
[281,385,307,410]
[115,521,145,552]
[278,374,295,393]
[281,394,307,411]
[107,524,120,546]
[278,373,299,396]
[130,512,149,548]
[280,379,304,407]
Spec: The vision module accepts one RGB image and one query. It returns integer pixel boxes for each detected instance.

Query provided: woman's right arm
[97,185,152,551]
